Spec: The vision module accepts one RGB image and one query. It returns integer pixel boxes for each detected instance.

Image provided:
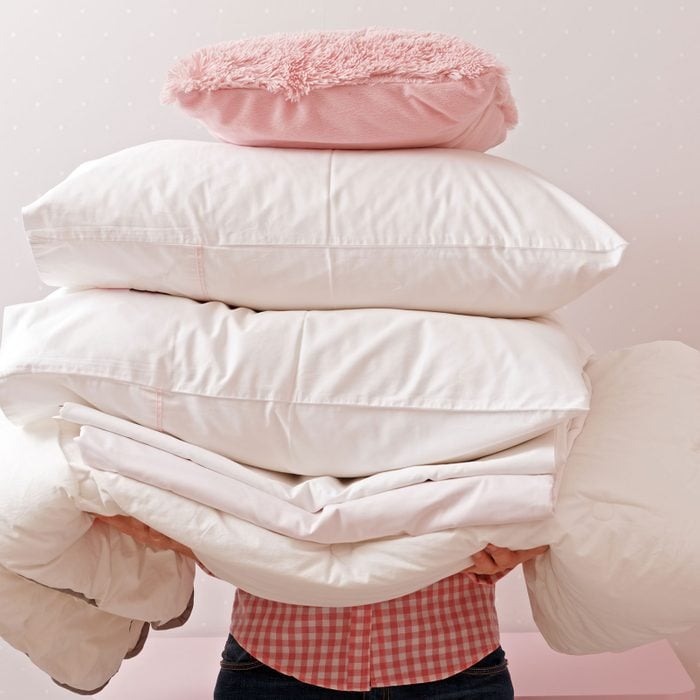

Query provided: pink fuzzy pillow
[161,28,517,150]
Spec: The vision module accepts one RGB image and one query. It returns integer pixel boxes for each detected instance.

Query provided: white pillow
[522,340,700,653]
[22,139,627,317]
[0,288,592,477]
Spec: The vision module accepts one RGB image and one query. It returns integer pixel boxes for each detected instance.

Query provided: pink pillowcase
[161,28,517,151]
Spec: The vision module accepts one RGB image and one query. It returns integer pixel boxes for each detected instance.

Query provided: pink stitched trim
[195,245,209,298]
[155,389,163,432]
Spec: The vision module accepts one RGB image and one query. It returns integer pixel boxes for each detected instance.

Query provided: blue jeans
[213,633,515,699]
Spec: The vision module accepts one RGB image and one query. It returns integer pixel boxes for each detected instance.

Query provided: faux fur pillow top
[161,27,517,150]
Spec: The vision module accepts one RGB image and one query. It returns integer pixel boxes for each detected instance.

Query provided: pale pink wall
[1,0,698,693]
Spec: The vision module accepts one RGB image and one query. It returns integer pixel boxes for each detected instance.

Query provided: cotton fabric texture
[0,416,195,694]
[0,287,593,477]
[59,402,571,514]
[0,562,149,695]
[0,415,548,610]
[0,417,194,626]
[22,140,627,317]
[161,28,517,150]
[66,405,581,543]
[523,340,700,653]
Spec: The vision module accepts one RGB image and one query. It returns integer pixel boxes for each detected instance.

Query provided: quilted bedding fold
[59,401,571,510]
[65,406,584,543]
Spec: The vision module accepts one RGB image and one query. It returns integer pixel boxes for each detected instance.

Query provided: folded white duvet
[60,402,574,512]
[62,424,553,606]
[74,430,553,543]
[0,287,593,477]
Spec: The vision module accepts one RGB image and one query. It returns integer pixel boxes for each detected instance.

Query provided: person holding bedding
[213,543,549,699]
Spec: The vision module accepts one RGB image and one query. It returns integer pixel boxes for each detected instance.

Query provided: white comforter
[0,562,151,694]
[0,416,195,694]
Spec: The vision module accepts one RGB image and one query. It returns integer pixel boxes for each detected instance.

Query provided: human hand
[90,513,213,572]
[463,543,550,583]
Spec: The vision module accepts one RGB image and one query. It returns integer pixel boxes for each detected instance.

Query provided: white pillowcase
[22,139,627,317]
[523,340,700,653]
[0,288,592,477]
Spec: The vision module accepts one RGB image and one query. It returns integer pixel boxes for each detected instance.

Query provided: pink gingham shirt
[229,569,507,692]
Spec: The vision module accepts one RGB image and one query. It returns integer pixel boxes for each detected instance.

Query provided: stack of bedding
[1,28,699,695]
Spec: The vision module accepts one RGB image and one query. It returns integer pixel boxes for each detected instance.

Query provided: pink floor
[0,632,695,700]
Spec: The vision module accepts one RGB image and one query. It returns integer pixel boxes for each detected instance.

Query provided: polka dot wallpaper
[1,0,698,692]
